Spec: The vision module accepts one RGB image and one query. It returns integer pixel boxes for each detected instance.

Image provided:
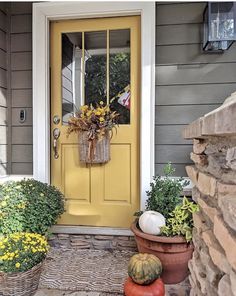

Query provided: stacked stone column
[183,94,236,296]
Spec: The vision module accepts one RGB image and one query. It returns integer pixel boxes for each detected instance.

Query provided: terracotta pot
[131,221,194,284]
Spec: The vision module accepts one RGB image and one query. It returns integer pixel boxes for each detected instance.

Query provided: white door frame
[33,1,156,210]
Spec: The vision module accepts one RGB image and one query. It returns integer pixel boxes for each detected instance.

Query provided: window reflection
[61,29,131,125]
[84,31,107,105]
[61,33,82,124]
[109,29,130,124]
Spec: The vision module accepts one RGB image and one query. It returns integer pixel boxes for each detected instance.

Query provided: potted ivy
[131,163,199,284]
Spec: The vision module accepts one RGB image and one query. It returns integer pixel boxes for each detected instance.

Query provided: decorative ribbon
[87,139,97,162]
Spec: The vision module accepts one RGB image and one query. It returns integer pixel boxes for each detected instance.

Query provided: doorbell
[19,109,26,123]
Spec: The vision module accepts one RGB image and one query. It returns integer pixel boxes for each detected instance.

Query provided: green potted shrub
[0,179,65,236]
[131,163,198,284]
[0,232,49,296]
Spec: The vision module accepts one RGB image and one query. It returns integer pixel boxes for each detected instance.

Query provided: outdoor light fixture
[203,2,236,51]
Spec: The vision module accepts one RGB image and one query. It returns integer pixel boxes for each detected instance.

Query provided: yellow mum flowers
[0,232,49,273]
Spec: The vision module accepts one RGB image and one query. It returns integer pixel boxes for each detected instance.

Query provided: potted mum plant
[0,179,65,236]
[67,101,119,163]
[131,163,199,284]
[0,232,49,296]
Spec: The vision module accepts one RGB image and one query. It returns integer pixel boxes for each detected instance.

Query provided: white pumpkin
[139,211,166,235]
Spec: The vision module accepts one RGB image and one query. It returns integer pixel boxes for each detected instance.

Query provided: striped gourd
[128,253,162,285]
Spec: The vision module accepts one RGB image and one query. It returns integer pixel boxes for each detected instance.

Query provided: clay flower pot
[131,221,194,284]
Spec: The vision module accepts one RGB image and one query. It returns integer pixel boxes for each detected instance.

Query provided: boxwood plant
[145,163,189,218]
[0,179,65,236]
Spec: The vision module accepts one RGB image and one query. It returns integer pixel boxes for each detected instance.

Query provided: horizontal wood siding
[156,3,205,25]
[11,52,32,70]
[157,43,236,65]
[156,63,236,86]
[10,2,32,174]
[0,49,6,69]
[12,144,33,162]
[12,126,32,144]
[156,84,236,105]
[0,30,6,51]
[11,89,32,107]
[155,2,236,176]
[155,105,220,125]
[11,162,32,174]
[0,4,7,175]
[11,33,32,52]
[156,24,201,46]
[3,2,236,179]
[11,15,32,33]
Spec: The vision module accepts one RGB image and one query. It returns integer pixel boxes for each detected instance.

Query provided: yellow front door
[50,16,140,228]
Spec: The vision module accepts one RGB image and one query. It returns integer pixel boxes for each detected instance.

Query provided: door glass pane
[61,29,130,125]
[84,31,107,106]
[61,32,82,124]
[109,29,130,124]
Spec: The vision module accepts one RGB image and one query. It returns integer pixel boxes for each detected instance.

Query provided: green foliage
[0,179,65,236]
[0,232,49,273]
[85,55,107,105]
[134,210,143,217]
[85,52,130,124]
[161,197,199,242]
[145,163,189,218]
[109,53,130,124]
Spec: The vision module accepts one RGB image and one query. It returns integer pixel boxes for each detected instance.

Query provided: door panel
[62,144,91,202]
[103,144,131,203]
[51,16,140,227]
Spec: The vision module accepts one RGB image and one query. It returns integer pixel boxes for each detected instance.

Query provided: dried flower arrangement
[67,102,119,162]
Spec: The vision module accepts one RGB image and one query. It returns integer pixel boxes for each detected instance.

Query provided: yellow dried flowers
[67,101,119,141]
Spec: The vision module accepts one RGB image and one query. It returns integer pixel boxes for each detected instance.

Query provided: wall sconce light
[203,2,236,51]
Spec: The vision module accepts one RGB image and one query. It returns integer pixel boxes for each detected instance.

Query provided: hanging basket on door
[67,101,119,164]
[79,131,110,163]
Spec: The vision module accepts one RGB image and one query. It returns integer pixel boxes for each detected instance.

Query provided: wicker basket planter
[79,131,110,164]
[0,261,43,296]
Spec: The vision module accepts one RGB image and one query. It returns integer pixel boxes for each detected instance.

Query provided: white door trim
[33,1,156,210]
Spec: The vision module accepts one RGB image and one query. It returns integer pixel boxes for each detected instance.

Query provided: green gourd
[128,253,162,285]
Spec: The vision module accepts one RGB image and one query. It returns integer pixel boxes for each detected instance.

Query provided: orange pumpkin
[124,277,165,296]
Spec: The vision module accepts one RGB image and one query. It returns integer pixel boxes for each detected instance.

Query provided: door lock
[53,115,60,125]
[53,128,60,159]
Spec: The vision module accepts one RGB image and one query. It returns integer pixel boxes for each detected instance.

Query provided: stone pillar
[183,93,236,296]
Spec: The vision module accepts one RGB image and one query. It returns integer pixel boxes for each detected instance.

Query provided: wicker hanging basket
[0,261,43,296]
[79,131,110,164]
